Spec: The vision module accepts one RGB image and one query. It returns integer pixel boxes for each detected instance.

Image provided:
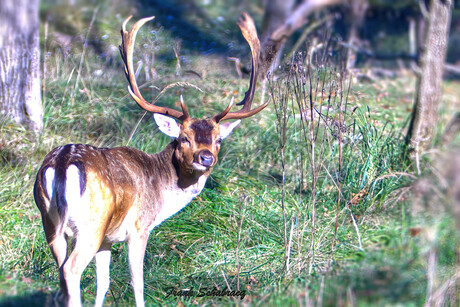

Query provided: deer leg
[62,236,102,307]
[49,232,68,266]
[48,233,68,302]
[128,233,149,307]
[41,209,69,304]
[94,242,112,307]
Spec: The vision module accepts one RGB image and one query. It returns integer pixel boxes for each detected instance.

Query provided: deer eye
[216,138,222,144]
[181,136,190,144]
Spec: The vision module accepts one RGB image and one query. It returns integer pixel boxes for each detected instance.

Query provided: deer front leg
[128,232,149,307]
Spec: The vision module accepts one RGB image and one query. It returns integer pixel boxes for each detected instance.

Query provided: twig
[236,195,246,291]
[331,72,345,261]
[43,20,48,107]
[220,269,231,291]
[285,216,295,274]
[227,57,242,78]
[307,54,317,275]
[269,69,292,267]
[71,6,98,105]
[126,111,148,146]
[173,40,181,76]
[425,247,437,306]
[346,206,362,249]
[152,82,203,104]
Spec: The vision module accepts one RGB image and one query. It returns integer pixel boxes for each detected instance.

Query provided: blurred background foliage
[39,0,460,69]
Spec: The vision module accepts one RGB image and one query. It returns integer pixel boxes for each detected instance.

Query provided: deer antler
[120,16,189,121]
[213,13,268,122]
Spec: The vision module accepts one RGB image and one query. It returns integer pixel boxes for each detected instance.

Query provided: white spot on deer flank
[65,164,81,203]
[44,167,55,199]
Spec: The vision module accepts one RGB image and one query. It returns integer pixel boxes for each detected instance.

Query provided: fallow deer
[34,13,266,307]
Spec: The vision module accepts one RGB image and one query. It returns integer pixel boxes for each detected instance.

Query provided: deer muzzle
[195,150,214,168]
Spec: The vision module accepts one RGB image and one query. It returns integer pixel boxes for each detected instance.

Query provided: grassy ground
[1,1,460,306]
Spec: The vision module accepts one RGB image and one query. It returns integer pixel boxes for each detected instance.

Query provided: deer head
[119,13,268,175]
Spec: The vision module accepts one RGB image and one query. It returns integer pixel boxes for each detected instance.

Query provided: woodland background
[1,0,460,305]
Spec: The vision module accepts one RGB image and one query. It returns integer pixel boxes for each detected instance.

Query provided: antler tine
[179,95,190,118]
[213,12,268,123]
[120,16,188,121]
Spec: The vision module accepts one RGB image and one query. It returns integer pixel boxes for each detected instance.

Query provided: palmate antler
[120,13,267,122]
[119,16,189,121]
[213,12,268,122]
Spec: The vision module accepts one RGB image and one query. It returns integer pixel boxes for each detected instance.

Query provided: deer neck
[144,141,210,231]
[154,141,211,191]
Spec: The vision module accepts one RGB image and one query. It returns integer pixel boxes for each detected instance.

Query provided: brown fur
[34,118,226,306]
[34,13,265,307]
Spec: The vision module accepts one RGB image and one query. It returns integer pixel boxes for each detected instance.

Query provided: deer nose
[198,150,214,167]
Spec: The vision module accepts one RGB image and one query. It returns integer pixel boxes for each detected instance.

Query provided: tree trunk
[260,0,297,75]
[259,0,342,78]
[406,0,452,168]
[344,0,368,70]
[0,0,43,132]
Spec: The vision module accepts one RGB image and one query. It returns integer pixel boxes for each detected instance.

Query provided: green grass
[1,1,460,306]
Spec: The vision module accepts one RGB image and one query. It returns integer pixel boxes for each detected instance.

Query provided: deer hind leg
[60,166,114,306]
[128,232,149,307]
[62,229,106,307]
[40,209,69,303]
[50,234,69,301]
[94,242,112,307]
[43,228,69,304]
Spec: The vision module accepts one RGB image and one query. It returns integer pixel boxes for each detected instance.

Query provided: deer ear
[154,114,181,138]
[219,120,241,139]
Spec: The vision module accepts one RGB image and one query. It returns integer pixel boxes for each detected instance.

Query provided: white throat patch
[149,174,207,231]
